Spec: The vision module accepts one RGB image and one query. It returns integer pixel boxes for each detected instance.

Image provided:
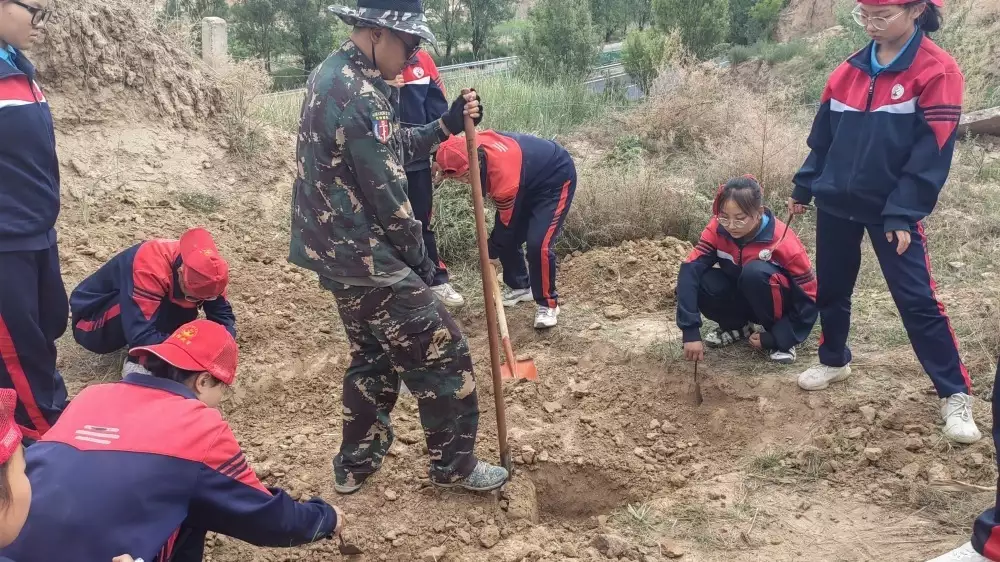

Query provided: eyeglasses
[851,5,906,31]
[716,215,751,229]
[10,0,51,26]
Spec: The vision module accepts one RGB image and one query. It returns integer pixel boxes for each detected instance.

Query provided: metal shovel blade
[338,535,364,556]
[500,359,538,381]
[692,360,704,406]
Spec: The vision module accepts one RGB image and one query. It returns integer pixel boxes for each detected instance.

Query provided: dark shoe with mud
[334,468,379,495]
[703,324,754,348]
[432,461,508,492]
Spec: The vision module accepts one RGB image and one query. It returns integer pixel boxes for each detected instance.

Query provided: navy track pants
[698,260,795,351]
[0,246,68,442]
[815,210,969,398]
[407,168,449,287]
[488,171,576,309]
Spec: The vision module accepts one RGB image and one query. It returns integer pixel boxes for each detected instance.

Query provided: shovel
[337,535,363,556]
[463,112,512,472]
[692,360,703,406]
[490,264,538,381]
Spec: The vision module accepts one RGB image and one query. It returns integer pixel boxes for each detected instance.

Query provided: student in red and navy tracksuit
[394,49,466,307]
[70,227,237,355]
[677,176,818,365]
[435,131,576,329]
[0,319,344,562]
[789,0,980,443]
[0,0,68,446]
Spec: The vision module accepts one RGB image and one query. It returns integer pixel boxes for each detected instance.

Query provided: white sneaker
[770,347,796,364]
[926,542,990,562]
[430,283,465,307]
[797,363,852,391]
[941,393,982,444]
[534,305,559,329]
[502,287,533,307]
[704,323,754,348]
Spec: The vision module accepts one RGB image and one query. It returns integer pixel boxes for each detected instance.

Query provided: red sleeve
[203,425,270,494]
[778,232,817,301]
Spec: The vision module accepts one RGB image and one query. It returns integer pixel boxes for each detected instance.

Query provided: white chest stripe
[872,98,917,114]
[716,250,735,263]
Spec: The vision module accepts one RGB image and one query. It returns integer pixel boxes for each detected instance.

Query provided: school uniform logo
[413,67,425,78]
[891,84,905,100]
[372,110,392,144]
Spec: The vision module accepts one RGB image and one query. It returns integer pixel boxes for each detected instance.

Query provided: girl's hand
[787,198,808,216]
[112,556,136,562]
[333,506,345,537]
[749,333,762,350]
[886,230,911,255]
[683,341,704,362]
[389,74,405,88]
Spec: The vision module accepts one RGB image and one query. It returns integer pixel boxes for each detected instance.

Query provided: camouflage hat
[329,0,436,45]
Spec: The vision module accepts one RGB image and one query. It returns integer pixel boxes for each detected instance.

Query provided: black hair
[142,355,219,387]
[717,175,764,217]
[909,1,941,33]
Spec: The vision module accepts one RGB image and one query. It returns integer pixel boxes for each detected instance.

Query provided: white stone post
[202,17,228,70]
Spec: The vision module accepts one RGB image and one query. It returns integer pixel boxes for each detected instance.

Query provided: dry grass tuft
[218,59,273,161]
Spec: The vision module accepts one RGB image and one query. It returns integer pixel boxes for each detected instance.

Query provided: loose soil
[42,3,998,561]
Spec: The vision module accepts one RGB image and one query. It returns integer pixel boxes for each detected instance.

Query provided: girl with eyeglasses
[787,0,980,444]
[0,0,69,446]
[676,175,818,365]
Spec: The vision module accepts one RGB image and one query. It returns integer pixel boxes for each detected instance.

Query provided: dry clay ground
[46,123,999,562]
[39,4,1000,560]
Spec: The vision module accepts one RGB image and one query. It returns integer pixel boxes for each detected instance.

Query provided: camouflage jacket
[289,40,449,281]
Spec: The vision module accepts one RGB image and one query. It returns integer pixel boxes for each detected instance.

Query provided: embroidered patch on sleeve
[371,110,392,144]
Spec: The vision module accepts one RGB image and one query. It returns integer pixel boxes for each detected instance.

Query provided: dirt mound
[776,0,839,41]
[560,237,692,315]
[33,0,221,128]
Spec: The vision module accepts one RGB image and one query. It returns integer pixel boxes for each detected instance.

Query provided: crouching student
[70,227,236,354]
[434,131,576,329]
[0,319,343,561]
[676,176,818,364]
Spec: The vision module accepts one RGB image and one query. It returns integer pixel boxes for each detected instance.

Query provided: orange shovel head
[500,358,538,381]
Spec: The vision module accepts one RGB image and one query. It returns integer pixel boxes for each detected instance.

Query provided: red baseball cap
[179,227,229,301]
[129,319,239,385]
[857,0,943,6]
[435,136,471,178]
[0,389,21,463]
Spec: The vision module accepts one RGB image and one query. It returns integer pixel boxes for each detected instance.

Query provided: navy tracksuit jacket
[70,239,237,354]
[475,131,576,308]
[791,30,969,398]
[0,50,68,444]
[399,50,450,286]
[0,372,337,561]
[677,209,818,352]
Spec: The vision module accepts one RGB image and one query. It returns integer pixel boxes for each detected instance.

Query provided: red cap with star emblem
[0,389,22,463]
[179,227,229,301]
[435,135,471,178]
[857,0,943,6]
[129,319,239,385]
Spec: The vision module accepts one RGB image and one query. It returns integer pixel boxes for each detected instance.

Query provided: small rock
[926,462,949,483]
[660,422,678,435]
[669,472,687,487]
[597,514,609,528]
[859,406,877,425]
[543,401,563,414]
[904,437,923,452]
[291,434,307,445]
[456,529,472,544]
[479,525,501,549]
[591,534,630,558]
[561,543,579,557]
[649,419,661,429]
[897,462,921,479]
[634,447,646,458]
[971,452,985,466]
[588,322,603,330]
[521,445,536,465]
[421,545,448,562]
[603,305,629,320]
[845,427,865,439]
[202,160,213,169]
[467,508,486,525]
[384,530,399,541]
[646,432,659,441]
[384,489,398,501]
[948,261,966,270]
[392,537,405,547]
[579,414,595,425]
[538,450,550,462]
[662,539,685,558]
[863,447,883,462]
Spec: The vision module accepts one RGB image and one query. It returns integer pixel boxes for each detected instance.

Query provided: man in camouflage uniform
[288,0,508,494]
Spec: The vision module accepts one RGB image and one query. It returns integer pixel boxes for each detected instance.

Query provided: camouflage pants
[323,271,480,485]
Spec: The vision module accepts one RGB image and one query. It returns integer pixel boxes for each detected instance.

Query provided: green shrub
[622,29,680,94]
[748,0,786,42]
[759,41,807,65]
[728,44,753,66]
[516,0,600,81]
[652,0,729,59]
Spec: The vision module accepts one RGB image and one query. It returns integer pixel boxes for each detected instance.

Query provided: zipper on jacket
[845,73,879,212]
[864,74,877,111]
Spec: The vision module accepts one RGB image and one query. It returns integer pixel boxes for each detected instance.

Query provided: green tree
[230,0,285,71]
[652,0,729,58]
[163,0,229,19]
[426,0,469,59]
[748,0,786,42]
[281,0,336,72]
[463,0,516,57]
[517,0,599,80]
[590,0,627,42]
[622,28,680,94]
[629,0,653,30]
[727,0,757,44]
